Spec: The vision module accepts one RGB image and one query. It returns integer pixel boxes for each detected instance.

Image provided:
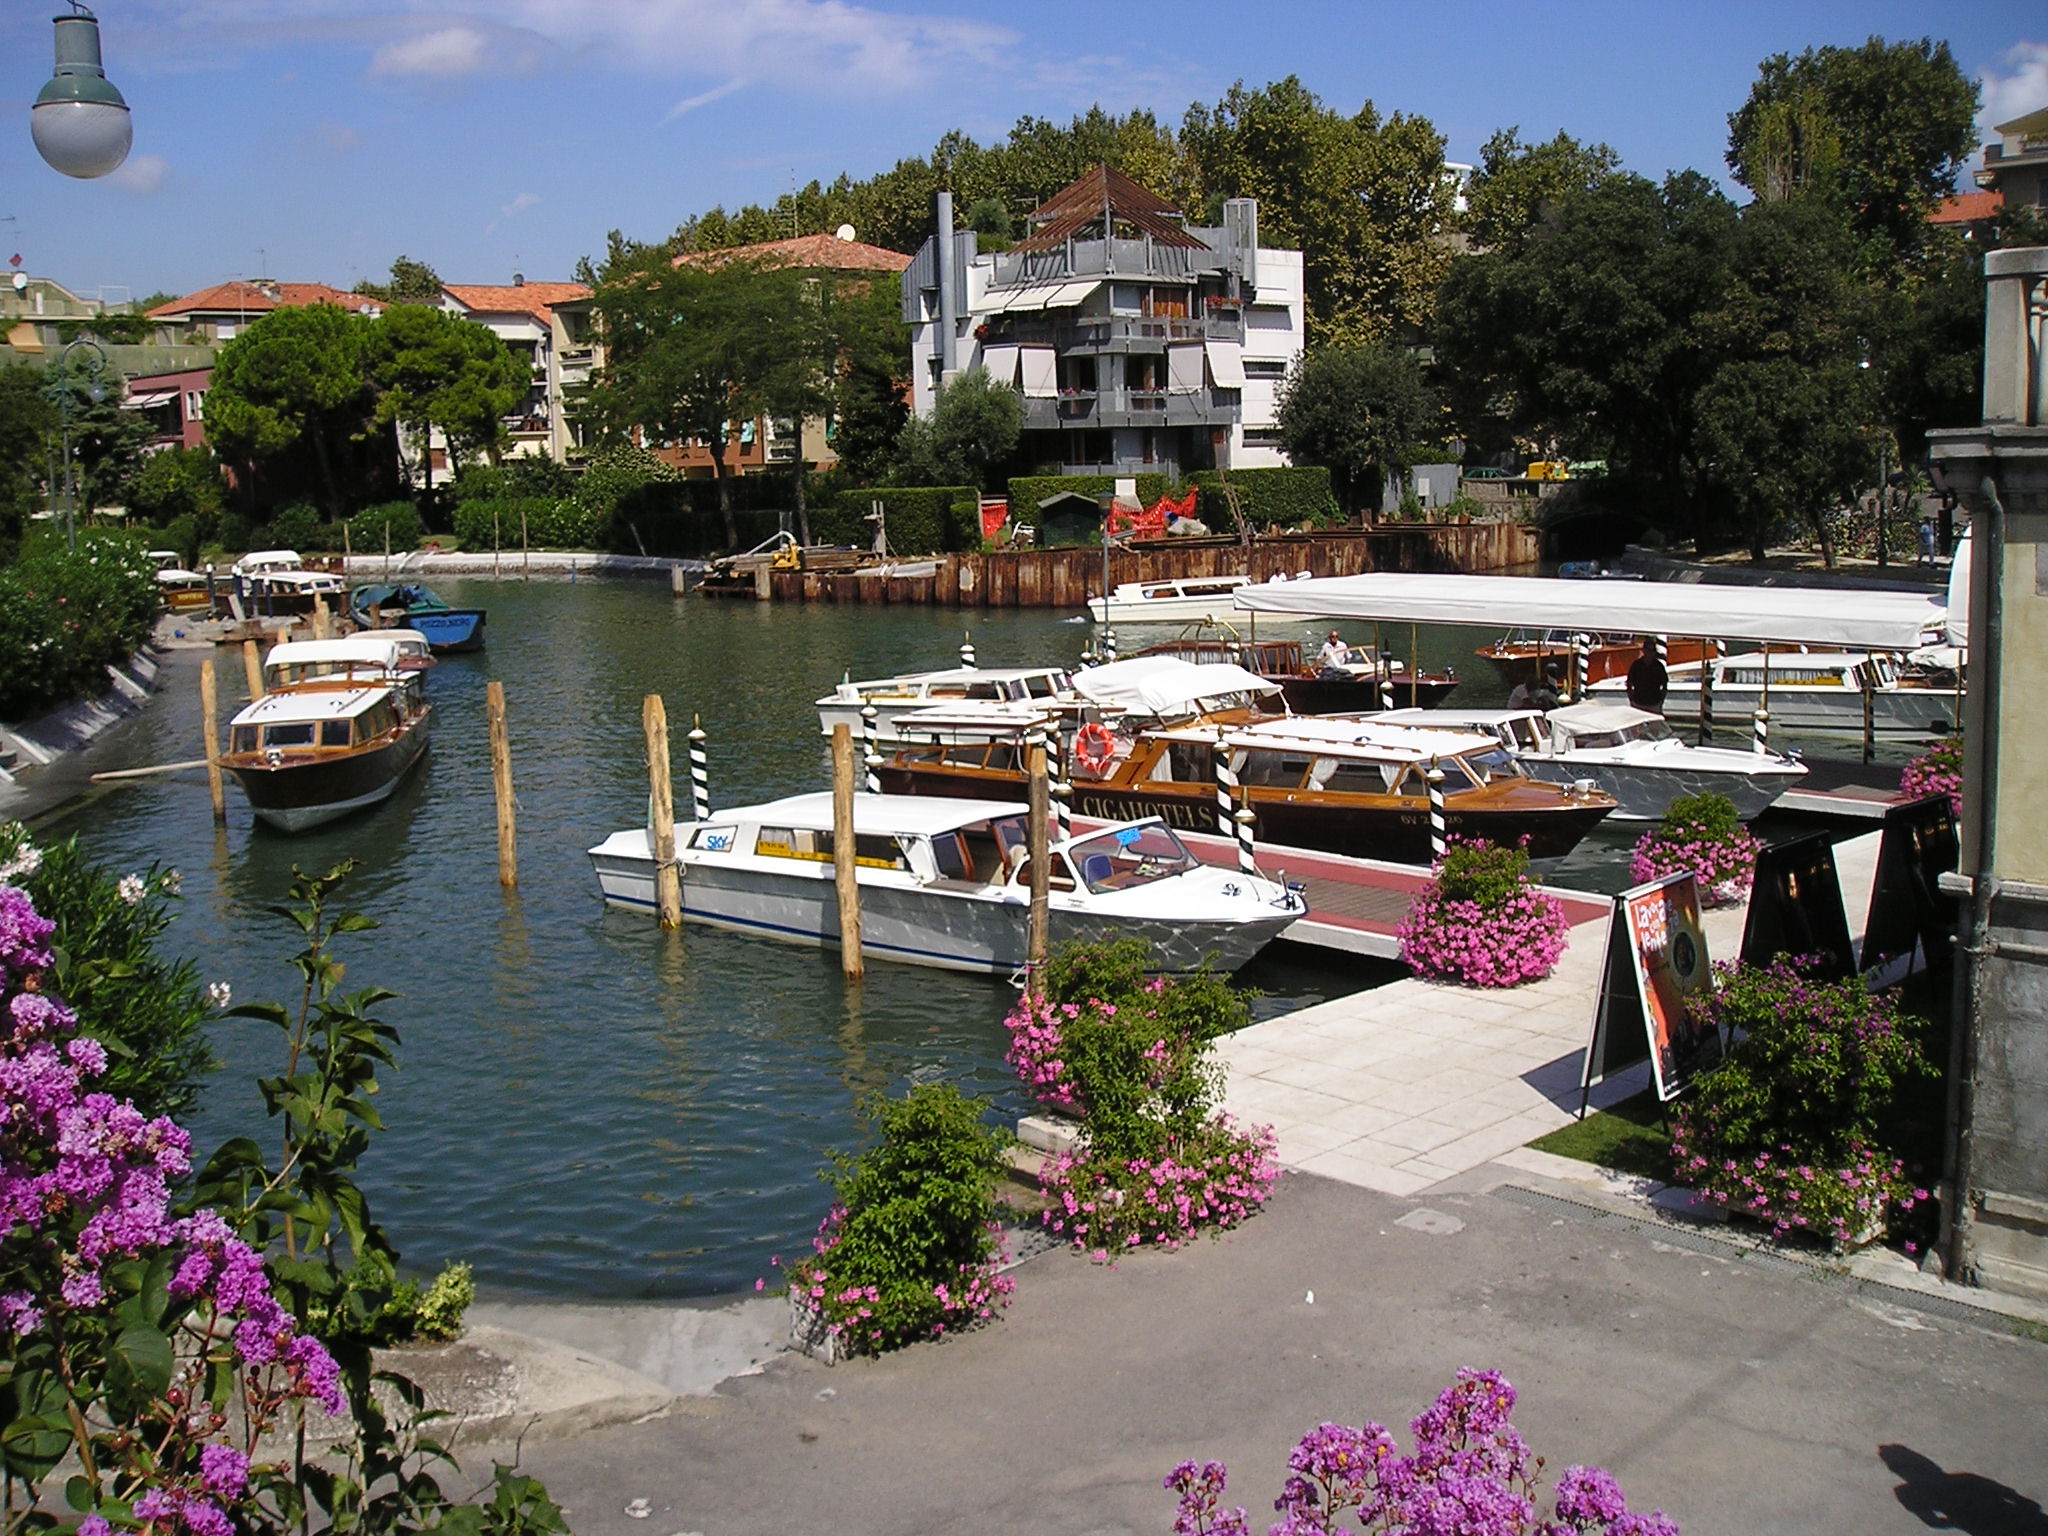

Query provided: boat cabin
[1542,702,1675,751]
[226,686,408,760]
[824,665,1076,709]
[263,636,412,691]
[1181,717,1526,798]
[1375,707,1549,755]
[232,549,306,578]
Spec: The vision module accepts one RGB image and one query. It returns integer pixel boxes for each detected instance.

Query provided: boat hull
[588,846,1294,973]
[224,722,429,833]
[1518,756,1801,821]
[877,765,1609,869]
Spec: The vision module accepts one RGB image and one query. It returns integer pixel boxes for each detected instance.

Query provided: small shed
[1035,491,1107,548]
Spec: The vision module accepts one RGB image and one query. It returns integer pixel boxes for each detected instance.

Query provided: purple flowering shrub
[1008,939,1279,1254]
[0,862,565,1536]
[1166,1369,1677,1535]
[787,1084,1017,1355]
[1396,840,1569,988]
[1670,958,1933,1244]
[1898,737,1962,817]
[1627,793,1757,908]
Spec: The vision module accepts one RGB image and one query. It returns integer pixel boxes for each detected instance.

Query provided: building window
[186,390,205,420]
[1241,429,1284,448]
[1243,359,1288,379]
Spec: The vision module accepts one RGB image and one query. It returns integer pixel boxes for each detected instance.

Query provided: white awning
[977,279,1101,314]
[980,344,1020,388]
[1167,343,1204,393]
[1205,340,1246,388]
[1045,279,1102,309]
[1232,572,1948,650]
[1020,346,1058,399]
[122,389,176,409]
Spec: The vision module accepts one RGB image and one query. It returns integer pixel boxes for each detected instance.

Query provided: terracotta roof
[1014,164,1206,255]
[442,282,592,324]
[146,281,381,320]
[671,234,911,274]
[1930,190,2003,225]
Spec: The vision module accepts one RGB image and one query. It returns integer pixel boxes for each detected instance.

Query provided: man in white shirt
[1317,631,1352,671]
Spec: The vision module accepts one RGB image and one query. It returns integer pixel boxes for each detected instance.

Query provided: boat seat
[1080,853,1114,886]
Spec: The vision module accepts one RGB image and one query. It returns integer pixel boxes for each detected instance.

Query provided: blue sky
[3,1,2040,305]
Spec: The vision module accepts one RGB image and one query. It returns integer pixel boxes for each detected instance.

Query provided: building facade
[1976,106,2048,211]
[440,280,593,464]
[902,166,1305,479]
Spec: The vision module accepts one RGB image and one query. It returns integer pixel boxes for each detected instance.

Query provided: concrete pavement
[473,1169,2047,1536]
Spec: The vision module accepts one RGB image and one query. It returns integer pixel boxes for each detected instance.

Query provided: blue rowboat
[351,584,488,652]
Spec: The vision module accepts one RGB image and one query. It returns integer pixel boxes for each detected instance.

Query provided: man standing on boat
[1318,630,1352,673]
[1626,639,1668,713]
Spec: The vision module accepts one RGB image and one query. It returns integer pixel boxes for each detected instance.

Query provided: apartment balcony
[1055,457,1185,480]
[1023,386,1240,432]
[991,236,1230,287]
[979,310,1244,353]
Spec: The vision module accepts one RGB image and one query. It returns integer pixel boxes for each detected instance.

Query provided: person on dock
[1918,518,1938,565]
[1510,663,1564,713]
[1625,639,1668,713]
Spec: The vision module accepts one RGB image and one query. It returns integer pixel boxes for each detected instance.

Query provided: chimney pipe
[936,189,957,383]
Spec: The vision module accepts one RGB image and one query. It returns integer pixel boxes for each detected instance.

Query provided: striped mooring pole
[1652,634,1668,665]
[1044,721,1072,844]
[1232,803,1257,875]
[688,714,711,822]
[1102,627,1118,662]
[1571,632,1591,701]
[1378,658,1395,712]
[959,631,976,669]
[860,703,882,793]
[1427,757,1448,859]
[1212,730,1238,839]
[1752,705,1770,757]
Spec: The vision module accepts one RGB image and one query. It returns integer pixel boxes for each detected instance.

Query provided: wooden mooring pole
[830,723,864,980]
[199,658,225,824]
[241,639,264,701]
[643,694,682,928]
[488,681,517,887]
[312,594,331,641]
[1026,736,1050,990]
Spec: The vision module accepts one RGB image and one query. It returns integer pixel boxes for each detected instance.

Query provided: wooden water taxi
[221,647,429,832]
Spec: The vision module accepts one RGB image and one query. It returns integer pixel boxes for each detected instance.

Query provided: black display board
[1580,874,1716,1109]
[1740,831,1855,980]
[1859,795,1960,974]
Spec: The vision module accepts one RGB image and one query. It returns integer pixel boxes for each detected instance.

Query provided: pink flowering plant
[1008,940,1280,1254]
[1166,1368,1678,1535]
[1396,839,1569,987]
[1628,793,1757,908]
[0,861,563,1536]
[786,1083,1017,1355]
[1670,958,1933,1247]
[1899,737,1962,817]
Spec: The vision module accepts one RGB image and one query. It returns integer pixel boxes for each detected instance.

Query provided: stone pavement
[1217,834,1882,1196]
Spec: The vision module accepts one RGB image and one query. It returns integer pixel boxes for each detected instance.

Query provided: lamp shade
[31,13,131,179]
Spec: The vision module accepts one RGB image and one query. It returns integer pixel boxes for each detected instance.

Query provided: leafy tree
[1862,228,1984,466]
[367,303,528,489]
[353,254,445,304]
[893,367,1020,491]
[586,248,807,549]
[129,445,225,541]
[43,360,155,527]
[205,304,380,516]
[1727,37,1979,267]
[831,362,909,485]
[1462,127,1623,255]
[1182,76,1453,342]
[0,367,55,559]
[1276,343,1437,514]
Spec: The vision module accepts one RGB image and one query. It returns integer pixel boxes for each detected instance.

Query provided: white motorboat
[1086,575,1252,626]
[261,635,429,693]
[586,791,1305,975]
[1377,703,1807,820]
[228,549,347,617]
[221,682,429,833]
[1585,650,1961,738]
[816,665,1079,746]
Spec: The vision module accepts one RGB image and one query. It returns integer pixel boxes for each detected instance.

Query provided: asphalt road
[508,1171,2048,1536]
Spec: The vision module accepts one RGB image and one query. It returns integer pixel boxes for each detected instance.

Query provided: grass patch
[1528,1091,1673,1182]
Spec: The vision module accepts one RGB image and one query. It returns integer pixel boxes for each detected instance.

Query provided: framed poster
[1741,832,1855,980]
[1580,872,1716,1106]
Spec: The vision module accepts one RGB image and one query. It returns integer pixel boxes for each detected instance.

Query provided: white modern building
[440,279,594,465]
[902,166,1305,478]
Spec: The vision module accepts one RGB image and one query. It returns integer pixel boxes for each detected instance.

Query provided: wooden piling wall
[748,524,1539,609]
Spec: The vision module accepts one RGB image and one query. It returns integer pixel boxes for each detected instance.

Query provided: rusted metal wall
[742,524,1540,607]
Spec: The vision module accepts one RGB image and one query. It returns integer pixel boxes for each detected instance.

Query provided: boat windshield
[1066,823,1197,893]
[1463,747,1521,783]
[1631,718,1675,742]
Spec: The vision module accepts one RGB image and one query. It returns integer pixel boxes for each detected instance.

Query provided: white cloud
[499,191,542,217]
[110,154,169,194]
[371,25,488,77]
[667,77,747,119]
[1980,41,2048,140]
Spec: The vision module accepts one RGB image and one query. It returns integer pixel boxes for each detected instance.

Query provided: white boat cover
[1073,658,1278,714]
[1232,572,1947,649]
[264,636,406,670]
[1545,702,1663,731]
[1197,715,1502,762]
[706,791,1031,837]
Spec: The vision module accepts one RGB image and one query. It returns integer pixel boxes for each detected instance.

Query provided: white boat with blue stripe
[587,791,1303,975]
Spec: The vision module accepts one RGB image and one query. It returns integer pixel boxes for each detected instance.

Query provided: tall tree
[0,368,56,560]
[353,255,446,304]
[1276,343,1437,515]
[587,249,807,549]
[1727,37,1979,267]
[1461,127,1623,255]
[205,304,380,516]
[367,304,528,489]
[1181,77,1453,342]
[891,368,1021,491]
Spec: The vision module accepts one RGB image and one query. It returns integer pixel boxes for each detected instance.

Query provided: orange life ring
[1074,722,1116,775]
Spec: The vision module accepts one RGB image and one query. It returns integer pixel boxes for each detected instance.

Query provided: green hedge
[345,501,423,553]
[1189,466,1340,530]
[0,532,159,720]
[1005,474,1178,517]
[453,497,599,550]
[817,486,979,554]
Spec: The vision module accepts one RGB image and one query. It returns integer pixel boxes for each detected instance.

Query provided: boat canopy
[1168,716,1503,763]
[232,549,305,576]
[1232,572,1947,649]
[1377,706,1541,729]
[706,791,1033,838]
[1073,657,1279,714]
[264,637,406,672]
[229,686,391,728]
[1544,702,1663,732]
[892,703,1060,737]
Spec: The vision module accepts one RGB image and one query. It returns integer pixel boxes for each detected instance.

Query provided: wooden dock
[1770,758,1918,821]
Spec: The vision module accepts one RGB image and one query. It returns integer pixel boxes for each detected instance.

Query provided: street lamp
[31,4,132,180]
[51,336,110,551]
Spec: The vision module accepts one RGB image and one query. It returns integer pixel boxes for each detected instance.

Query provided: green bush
[817,486,979,553]
[0,532,159,719]
[129,447,224,541]
[261,502,324,551]
[1189,465,1340,530]
[216,512,255,554]
[452,497,598,550]
[347,500,424,553]
[1433,840,1534,909]
[449,457,578,504]
[0,824,215,1117]
[1006,474,1179,520]
[786,1084,1015,1355]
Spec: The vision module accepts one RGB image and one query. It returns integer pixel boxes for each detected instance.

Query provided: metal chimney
[936,189,957,382]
